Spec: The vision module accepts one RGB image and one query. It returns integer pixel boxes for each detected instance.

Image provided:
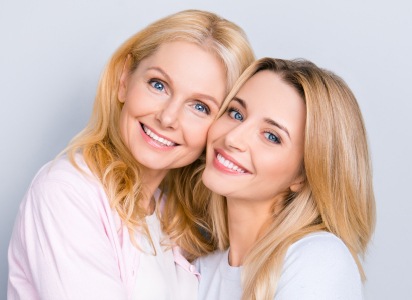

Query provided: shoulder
[283,231,359,276]
[11,154,116,254]
[30,154,100,196]
[276,232,363,299]
[31,154,96,188]
[286,231,355,265]
[22,154,105,218]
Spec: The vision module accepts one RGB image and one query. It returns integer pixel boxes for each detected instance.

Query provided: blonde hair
[208,57,376,299]
[64,10,254,254]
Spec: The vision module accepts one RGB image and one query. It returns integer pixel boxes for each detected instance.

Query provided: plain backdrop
[1,0,411,299]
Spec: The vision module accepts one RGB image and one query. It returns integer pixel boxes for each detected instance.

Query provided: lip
[139,123,178,151]
[212,149,251,175]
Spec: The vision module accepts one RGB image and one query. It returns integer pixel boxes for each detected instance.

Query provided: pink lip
[139,123,178,151]
[212,149,251,175]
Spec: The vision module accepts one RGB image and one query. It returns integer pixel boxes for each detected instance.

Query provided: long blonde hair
[208,57,376,299]
[64,10,254,254]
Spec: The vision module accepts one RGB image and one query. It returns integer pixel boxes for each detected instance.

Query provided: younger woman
[196,58,375,299]
[8,10,254,300]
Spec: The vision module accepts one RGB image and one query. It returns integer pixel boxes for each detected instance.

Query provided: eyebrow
[147,66,220,108]
[264,118,291,140]
[232,97,247,109]
[233,96,291,140]
[147,67,172,84]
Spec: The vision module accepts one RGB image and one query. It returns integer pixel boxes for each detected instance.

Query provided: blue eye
[194,103,210,114]
[264,132,280,144]
[149,80,165,92]
[228,109,243,121]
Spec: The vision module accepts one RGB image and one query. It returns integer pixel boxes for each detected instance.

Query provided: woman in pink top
[8,10,254,300]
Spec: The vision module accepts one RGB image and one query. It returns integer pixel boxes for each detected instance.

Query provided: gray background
[1,0,411,299]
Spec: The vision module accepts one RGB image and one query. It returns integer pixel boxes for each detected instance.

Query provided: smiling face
[118,41,226,179]
[202,70,306,207]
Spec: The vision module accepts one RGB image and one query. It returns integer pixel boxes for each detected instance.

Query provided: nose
[156,98,181,129]
[224,122,250,152]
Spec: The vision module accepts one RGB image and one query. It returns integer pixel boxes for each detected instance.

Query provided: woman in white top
[8,10,254,300]
[196,57,375,299]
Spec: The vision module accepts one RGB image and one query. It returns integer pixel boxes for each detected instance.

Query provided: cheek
[207,122,220,141]
[123,83,155,114]
[186,120,214,149]
[207,118,231,144]
[260,153,302,188]
[124,97,145,115]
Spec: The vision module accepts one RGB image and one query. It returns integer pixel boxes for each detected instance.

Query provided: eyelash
[148,79,166,93]
[227,107,243,121]
[193,102,210,115]
[263,131,281,144]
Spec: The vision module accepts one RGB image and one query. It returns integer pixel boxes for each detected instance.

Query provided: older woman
[8,10,254,300]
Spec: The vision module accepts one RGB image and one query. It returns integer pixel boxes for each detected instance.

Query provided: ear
[289,174,305,193]
[118,55,132,103]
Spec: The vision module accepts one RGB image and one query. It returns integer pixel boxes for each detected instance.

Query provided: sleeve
[8,175,128,300]
[274,233,364,300]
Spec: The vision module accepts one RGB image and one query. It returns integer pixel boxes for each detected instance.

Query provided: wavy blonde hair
[64,10,254,256]
[208,57,376,299]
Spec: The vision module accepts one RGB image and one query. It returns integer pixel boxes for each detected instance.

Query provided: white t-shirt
[195,232,363,300]
[134,212,198,299]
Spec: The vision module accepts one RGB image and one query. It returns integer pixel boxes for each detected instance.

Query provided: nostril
[157,110,179,129]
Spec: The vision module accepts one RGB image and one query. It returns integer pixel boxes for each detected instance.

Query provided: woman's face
[202,70,306,206]
[118,41,226,177]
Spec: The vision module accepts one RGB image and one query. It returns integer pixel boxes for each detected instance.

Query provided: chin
[202,173,223,195]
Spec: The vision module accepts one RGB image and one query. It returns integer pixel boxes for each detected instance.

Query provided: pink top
[8,154,199,300]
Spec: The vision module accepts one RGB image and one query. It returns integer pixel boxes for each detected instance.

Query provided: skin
[118,41,226,210]
[202,71,306,265]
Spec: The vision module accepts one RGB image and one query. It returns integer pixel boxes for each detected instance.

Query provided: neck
[140,168,168,215]
[227,197,272,267]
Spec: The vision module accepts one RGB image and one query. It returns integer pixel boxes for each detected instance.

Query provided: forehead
[137,41,226,99]
[236,70,306,133]
[237,70,303,108]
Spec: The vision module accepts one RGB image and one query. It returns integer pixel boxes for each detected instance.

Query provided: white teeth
[216,153,245,173]
[143,125,175,146]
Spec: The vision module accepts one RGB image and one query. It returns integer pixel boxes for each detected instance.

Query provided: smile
[142,124,177,147]
[216,153,247,173]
